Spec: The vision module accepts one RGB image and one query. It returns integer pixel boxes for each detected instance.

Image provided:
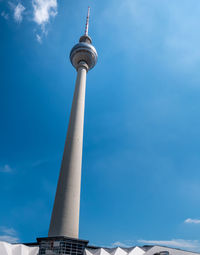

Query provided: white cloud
[185,218,200,224]
[32,0,57,43]
[1,11,9,20]
[36,33,42,43]
[112,241,130,247]
[0,164,13,173]
[32,0,57,26]
[0,235,19,243]
[7,0,58,42]
[112,240,139,247]
[0,227,17,237]
[0,227,19,243]
[14,3,25,23]
[138,239,200,250]
[32,158,50,167]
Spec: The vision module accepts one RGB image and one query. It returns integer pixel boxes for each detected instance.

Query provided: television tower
[48,7,98,239]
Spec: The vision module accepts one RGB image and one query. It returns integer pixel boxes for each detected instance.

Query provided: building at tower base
[0,241,200,255]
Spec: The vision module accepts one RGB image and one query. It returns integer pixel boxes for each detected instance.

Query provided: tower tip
[85,7,90,36]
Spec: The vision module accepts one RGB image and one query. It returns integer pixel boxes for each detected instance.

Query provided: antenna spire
[85,7,90,36]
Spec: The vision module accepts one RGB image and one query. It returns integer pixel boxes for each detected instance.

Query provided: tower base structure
[37,236,88,255]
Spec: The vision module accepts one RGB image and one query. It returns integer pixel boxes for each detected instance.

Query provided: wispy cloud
[138,239,200,251]
[32,0,57,42]
[0,235,19,243]
[111,240,139,247]
[14,3,25,23]
[32,0,57,27]
[2,0,58,42]
[32,158,49,168]
[1,11,9,20]
[0,227,17,236]
[36,33,42,43]
[31,156,59,168]
[185,218,200,224]
[112,241,130,247]
[0,227,19,243]
[0,164,13,173]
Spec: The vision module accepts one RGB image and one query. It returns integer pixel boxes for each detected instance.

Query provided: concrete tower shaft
[48,61,87,238]
[48,9,98,239]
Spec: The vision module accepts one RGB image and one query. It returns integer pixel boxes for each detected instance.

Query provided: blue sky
[1,0,200,252]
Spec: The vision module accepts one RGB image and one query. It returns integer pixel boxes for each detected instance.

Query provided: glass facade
[37,237,88,255]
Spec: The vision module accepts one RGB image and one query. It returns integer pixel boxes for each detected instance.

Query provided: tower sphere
[70,36,98,71]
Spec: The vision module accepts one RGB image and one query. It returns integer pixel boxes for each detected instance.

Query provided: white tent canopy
[0,241,199,255]
[0,242,38,255]
[85,246,199,255]
[85,247,145,255]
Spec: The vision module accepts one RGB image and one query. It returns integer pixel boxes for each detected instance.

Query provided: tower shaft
[48,62,88,238]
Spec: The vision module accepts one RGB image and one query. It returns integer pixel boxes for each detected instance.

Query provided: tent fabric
[0,241,200,255]
[144,246,199,255]
[85,246,145,255]
[0,242,38,255]
[85,246,200,255]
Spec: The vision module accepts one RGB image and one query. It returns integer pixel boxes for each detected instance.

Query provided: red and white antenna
[85,6,90,36]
